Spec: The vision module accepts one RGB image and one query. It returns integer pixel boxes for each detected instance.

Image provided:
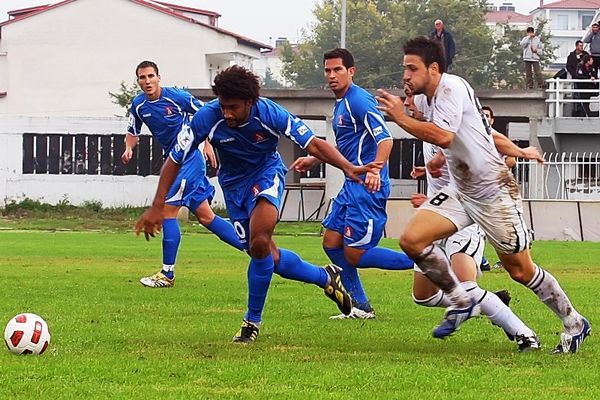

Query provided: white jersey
[413,73,510,200]
[422,142,453,197]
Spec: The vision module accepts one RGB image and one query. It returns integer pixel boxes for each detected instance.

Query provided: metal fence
[546,78,600,118]
[515,152,600,200]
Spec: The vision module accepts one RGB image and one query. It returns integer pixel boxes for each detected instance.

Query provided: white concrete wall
[0,115,224,207]
[0,0,261,118]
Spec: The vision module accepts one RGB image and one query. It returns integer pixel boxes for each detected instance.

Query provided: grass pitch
[0,230,598,399]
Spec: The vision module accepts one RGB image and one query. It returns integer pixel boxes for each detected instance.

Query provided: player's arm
[491,131,544,163]
[376,89,456,148]
[122,134,139,164]
[123,104,143,164]
[365,139,392,193]
[427,148,446,178]
[306,138,381,183]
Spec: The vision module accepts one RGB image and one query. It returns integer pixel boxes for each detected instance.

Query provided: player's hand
[290,156,320,173]
[427,164,443,178]
[376,89,405,123]
[345,161,383,184]
[134,204,165,241]
[520,147,544,163]
[203,141,218,168]
[364,170,381,193]
[121,148,133,165]
[410,193,428,208]
[410,166,426,179]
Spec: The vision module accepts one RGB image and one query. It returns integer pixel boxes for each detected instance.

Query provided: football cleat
[432,300,480,339]
[329,306,376,320]
[232,320,260,344]
[139,271,174,288]
[552,318,591,354]
[323,264,353,315]
[480,258,491,271]
[492,262,504,270]
[516,334,541,352]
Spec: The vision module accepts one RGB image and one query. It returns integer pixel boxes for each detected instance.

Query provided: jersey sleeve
[260,98,315,149]
[431,81,463,134]
[126,99,144,136]
[352,94,392,144]
[176,88,203,114]
[169,107,210,164]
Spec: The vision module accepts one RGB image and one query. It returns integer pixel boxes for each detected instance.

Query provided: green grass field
[0,229,598,399]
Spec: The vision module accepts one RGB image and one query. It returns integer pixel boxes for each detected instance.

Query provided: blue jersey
[171,97,315,189]
[128,86,203,154]
[332,83,392,182]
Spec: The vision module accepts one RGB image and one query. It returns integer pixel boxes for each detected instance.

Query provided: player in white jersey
[376,37,590,353]
[406,89,540,351]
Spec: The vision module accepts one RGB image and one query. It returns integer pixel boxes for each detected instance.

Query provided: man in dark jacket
[430,19,456,71]
[566,40,588,78]
[575,54,598,117]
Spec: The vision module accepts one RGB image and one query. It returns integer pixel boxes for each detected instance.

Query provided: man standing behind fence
[520,27,544,90]
[583,22,600,71]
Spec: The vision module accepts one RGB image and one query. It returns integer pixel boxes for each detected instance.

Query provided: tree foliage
[282,0,556,90]
[108,80,139,117]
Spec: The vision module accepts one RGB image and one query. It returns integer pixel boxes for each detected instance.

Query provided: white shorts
[414,224,485,278]
[420,186,531,255]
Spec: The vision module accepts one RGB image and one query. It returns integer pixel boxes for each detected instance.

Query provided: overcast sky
[0,1,551,45]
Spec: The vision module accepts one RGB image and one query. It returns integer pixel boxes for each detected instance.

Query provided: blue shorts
[165,150,215,212]
[222,164,286,251]
[322,180,389,250]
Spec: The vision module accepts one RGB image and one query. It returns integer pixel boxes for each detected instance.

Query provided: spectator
[567,41,590,116]
[429,19,455,71]
[520,27,544,90]
[582,22,600,70]
[574,54,598,117]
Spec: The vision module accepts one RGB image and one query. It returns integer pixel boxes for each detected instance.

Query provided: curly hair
[212,65,260,102]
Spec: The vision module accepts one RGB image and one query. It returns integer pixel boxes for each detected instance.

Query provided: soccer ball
[4,313,51,355]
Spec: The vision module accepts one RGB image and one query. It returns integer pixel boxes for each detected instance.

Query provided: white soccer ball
[4,313,51,355]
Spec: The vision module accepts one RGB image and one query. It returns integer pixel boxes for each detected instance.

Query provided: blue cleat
[432,300,480,339]
[552,318,591,354]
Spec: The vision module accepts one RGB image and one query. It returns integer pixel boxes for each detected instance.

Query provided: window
[552,14,569,30]
[580,12,595,30]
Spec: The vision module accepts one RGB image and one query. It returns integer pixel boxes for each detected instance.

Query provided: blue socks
[275,249,328,287]
[161,218,181,279]
[245,254,275,323]
[357,247,414,270]
[324,247,370,309]
[206,216,245,251]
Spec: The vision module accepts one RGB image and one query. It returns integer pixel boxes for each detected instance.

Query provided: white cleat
[140,271,174,288]
[330,307,376,320]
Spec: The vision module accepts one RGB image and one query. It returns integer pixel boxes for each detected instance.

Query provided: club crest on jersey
[338,115,344,125]
[251,184,261,197]
[165,106,174,116]
[254,132,267,143]
[344,226,353,238]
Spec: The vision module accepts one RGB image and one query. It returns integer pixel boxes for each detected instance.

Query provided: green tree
[282,0,495,89]
[108,80,139,117]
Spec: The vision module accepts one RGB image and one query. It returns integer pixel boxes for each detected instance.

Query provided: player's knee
[249,235,271,258]
[505,266,531,285]
[399,231,426,258]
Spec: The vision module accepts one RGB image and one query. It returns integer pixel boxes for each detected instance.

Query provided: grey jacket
[520,35,543,62]
[583,30,600,55]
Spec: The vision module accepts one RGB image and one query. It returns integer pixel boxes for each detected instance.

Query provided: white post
[341,0,347,48]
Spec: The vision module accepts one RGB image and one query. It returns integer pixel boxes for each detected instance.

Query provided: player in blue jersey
[124,60,244,288]
[291,48,414,319]
[135,65,381,343]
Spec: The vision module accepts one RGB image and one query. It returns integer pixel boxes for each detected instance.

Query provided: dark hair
[593,22,600,27]
[526,27,534,33]
[136,60,159,77]
[403,36,446,73]
[212,65,260,102]
[323,48,354,68]
[576,40,584,46]
[582,54,593,64]
[481,105,494,119]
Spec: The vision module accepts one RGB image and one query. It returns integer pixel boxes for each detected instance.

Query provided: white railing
[546,78,600,117]
[515,152,600,200]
